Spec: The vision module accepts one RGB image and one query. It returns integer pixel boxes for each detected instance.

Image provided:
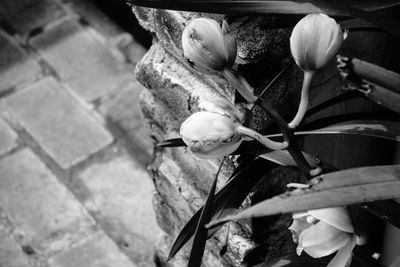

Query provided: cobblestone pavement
[0,0,161,266]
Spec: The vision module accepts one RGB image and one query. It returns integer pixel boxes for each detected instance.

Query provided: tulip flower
[182,18,236,72]
[288,13,345,128]
[180,111,287,159]
[182,18,256,103]
[289,207,366,267]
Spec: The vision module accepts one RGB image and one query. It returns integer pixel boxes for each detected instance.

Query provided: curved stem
[222,69,257,103]
[255,98,318,176]
[236,125,288,150]
[289,71,314,129]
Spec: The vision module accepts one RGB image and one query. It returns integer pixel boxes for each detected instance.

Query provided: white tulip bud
[179,111,242,159]
[290,13,344,71]
[182,18,237,71]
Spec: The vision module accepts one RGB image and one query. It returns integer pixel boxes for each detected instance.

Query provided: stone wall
[130,8,305,267]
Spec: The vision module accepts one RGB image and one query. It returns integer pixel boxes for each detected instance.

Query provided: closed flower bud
[290,13,344,71]
[179,111,242,159]
[180,111,287,159]
[182,18,237,71]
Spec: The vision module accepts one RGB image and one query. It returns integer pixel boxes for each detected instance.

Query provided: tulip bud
[290,13,344,71]
[179,111,242,159]
[182,18,237,71]
[180,111,287,159]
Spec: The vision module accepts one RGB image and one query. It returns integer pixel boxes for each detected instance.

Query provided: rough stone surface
[0,0,66,33]
[0,117,17,156]
[0,223,32,267]
[130,7,302,267]
[48,232,136,267]
[0,29,42,92]
[0,148,94,252]
[30,20,131,101]
[4,77,113,169]
[77,156,161,267]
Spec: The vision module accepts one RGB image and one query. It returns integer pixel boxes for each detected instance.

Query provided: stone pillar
[131,7,302,267]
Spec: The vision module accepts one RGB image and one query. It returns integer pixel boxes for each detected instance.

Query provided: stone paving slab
[0,29,42,92]
[0,223,32,267]
[100,81,153,165]
[78,156,160,267]
[0,117,18,156]
[0,148,94,252]
[48,232,137,267]
[4,77,113,169]
[0,0,66,34]
[30,19,131,101]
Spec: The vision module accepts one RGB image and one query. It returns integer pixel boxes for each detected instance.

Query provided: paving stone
[0,0,66,34]
[4,77,113,168]
[0,117,18,156]
[62,0,123,39]
[0,224,32,267]
[100,81,153,165]
[0,29,42,92]
[31,20,131,101]
[0,148,94,252]
[49,232,137,267]
[78,156,161,266]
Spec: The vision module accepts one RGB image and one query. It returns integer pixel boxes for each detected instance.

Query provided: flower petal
[308,207,354,233]
[327,235,356,267]
[299,222,351,258]
[289,216,312,244]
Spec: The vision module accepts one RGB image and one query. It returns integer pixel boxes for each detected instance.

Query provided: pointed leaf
[157,138,186,147]
[304,91,360,119]
[265,118,400,142]
[168,156,257,260]
[128,0,400,37]
[206,165,400,228]
[188,159,224,267]
[259,150,319,168]
[297,120,400,141]
[168,156,276,260]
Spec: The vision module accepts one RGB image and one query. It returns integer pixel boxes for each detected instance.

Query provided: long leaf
[128,0,400,37]
[304,91,360,119]
[297,120,400,141]
[259,150,319,168]
[263,119,400,142]
[188,158,224,267]
[157,138,186,147]
[206,165,400,228]
[168,156,257,260]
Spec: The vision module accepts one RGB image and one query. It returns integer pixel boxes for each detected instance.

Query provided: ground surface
[0,0,161,266]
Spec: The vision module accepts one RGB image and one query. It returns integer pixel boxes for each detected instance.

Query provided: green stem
[236,125,288,150]
[289,71,314,129]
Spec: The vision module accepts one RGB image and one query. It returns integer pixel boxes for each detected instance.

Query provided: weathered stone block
[4,77,113,169]
[0,148,94,252]
[77,156,161,267]
[0,29,42,92]
[0,0,66,34]
[30,20,131,101]
[48,232,136,267]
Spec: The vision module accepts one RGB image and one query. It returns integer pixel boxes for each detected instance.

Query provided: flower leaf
[188,158,225,267]
[128,0,400,37]
[206,164,400,228]
[157,138,186,147]
[168,156,275,260]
